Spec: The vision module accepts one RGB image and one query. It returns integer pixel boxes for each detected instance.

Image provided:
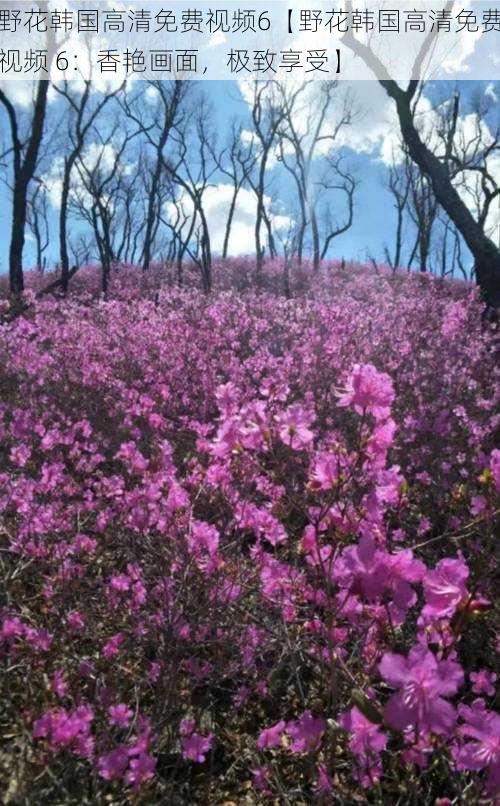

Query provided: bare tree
[113,158,148,265]
[384,160,410,271]
[70,232,94,268]
[343,8,500,309]
[26,179,50,272]
[0,2,55,297]
[0,79,51,296]
[278,81,355,270]
[51,78,124,292]
[317,155,357,261]
[248,82,288,281]
[161,95,217,292]
[441,91,500,242]
[121,80,188,273]
[210,121,257,259]
[275,216,301,299]
[159,192,197,286]
[72,125,136,294]
[405,157,439,273]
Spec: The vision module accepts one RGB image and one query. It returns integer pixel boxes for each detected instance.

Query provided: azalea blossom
[338,363,395,420]
[470,670,497,697]
[340,706,387,788]
[108,703,134,729]
[420,557,469,622]
[181,732,214,763]
[379,646,463,735]
[454,699,500,797]
[277,404,315,450]
[286,711,326,754]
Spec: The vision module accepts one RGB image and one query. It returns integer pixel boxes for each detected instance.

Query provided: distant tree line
[0,72,499,308]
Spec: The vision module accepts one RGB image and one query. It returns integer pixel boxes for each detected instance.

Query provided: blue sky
[0,78,498,274]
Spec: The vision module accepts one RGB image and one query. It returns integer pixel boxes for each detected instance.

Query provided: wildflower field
[0,261,498,804]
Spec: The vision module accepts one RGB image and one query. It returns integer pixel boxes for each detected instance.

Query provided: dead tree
[161,96,217,292]
[278,81,354,270]
[0,79,52,296]
[405,157,439,273]
[51,78,124,292]
[26,179,50,272]
[248,82,288,281]
[343,7,500,308]
[0,3,55,297]
[384,161,411,271]
[210,121,257,259]
[121,80,188,272]
[317,155,356,261]
[72,126,136,294]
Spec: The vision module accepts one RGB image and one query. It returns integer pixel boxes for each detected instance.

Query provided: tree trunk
[143,83,182,273]
[255,162,266,282]
[309,203,320,271]
[391,88,500,308]
[223,188,238,259]
[59,157,74,293]
[9,184,28,295]
[2,80,50,298]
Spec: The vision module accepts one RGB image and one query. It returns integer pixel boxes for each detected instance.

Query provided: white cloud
[208,30,226,48]
[0,81,37,108]
[237,78,401,166]
[165,184,293,256]
[485,82,498,103]
[43,141,121,210]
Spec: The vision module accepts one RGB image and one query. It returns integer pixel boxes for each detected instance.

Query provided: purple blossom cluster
[0,262,498,802]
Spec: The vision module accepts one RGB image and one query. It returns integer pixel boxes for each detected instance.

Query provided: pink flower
[441,299,468,338]
[97,746,129,780]
[125,753,157,789]
[314,762,333,794]
[179,717,196,737]
[109,574,131,593]
[51,669,68,698]
[277,404,315,449]
[148,661,162,682]
[417,516,431,536]
[9,444,31,467]
[338,363,395,420]
[128,716,154,756]
[181,732,214,763]
[454,699,500,796]
[340,706,387,788]
[77,660,94,677]
[67,611,85,632]
[115,441,149,474]
[251,765,273,796]
[187,520,219,558]
[286,711,325,753]
[470,669,497,697]
[102,632,124,660]
[257,720,285,750]
[33,706,94,758]
[441,300,468,339]
[379,645,463,735]
[421,557,469,622]
[366,418,396,465]
[336,535,425,625]
[490,449,500,491]
[25,627,53,652]
[108,703,134,728]
[72,533,97,554]
[1,616,26,642]
[310,450,343,490]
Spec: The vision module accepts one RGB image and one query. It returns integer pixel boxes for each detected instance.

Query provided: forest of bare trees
[0,73,499,308]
